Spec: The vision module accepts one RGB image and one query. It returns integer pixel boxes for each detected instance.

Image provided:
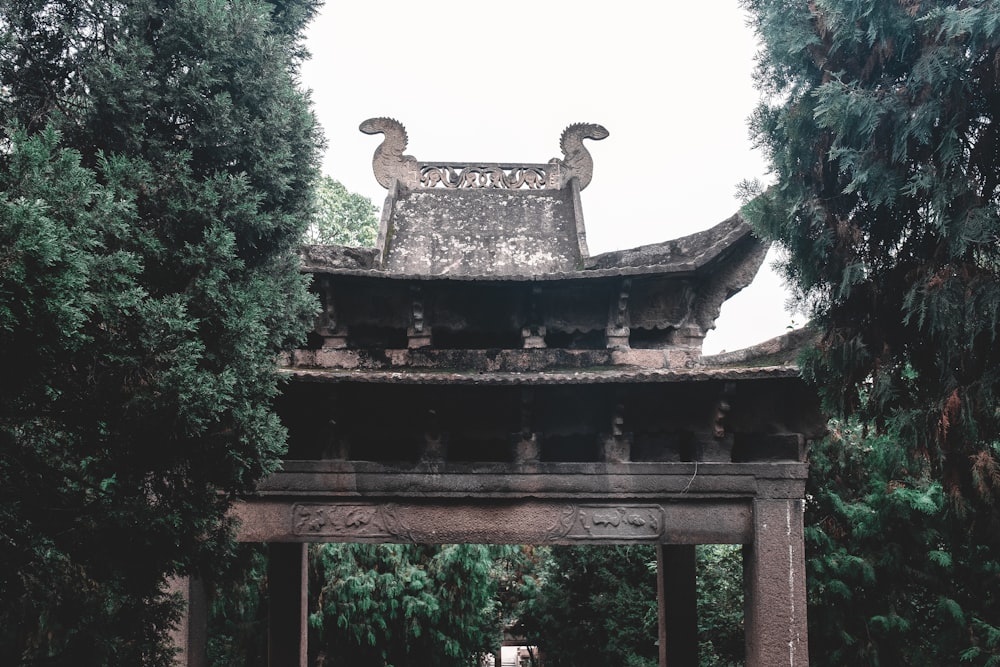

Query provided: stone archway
[171,120,823,667]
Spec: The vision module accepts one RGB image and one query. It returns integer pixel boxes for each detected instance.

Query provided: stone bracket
[522,285,547,349]
[606,277,632,349]
[313,275,348,349]
[407,284,431,348]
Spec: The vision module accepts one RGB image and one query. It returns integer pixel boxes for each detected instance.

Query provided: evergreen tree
[696,545,744,667]
[518,545,744,667]
[308,544,509,667]
[806,421,1000,665]
[518,545,659,667]
[206,545,269,666]
[741,1,1000,662]
[740,0,1000,513]
[0,0,321,663]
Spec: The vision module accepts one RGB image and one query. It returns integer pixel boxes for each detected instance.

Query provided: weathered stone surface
[382,188,584,276]
[354,119,612,277]
[701,326,820,367]
[279,363,805,385]
[585,213,755,269]
[299,244,377,271]
[745,499,809,667]
[251,460,807,499]
[289,347,687,372]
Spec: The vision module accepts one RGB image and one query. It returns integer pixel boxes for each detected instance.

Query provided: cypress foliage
[518,545,659,667]
[741,0,1000,511]
[806,421,1000,664]
[308,544,510,667]
[696,545,744,666]
[0,0,321,663]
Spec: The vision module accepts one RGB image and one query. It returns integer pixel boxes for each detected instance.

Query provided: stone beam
[253,460,807,500]
[231,499,754,545]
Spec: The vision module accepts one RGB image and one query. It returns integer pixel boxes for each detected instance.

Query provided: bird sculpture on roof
[552,122,610,190]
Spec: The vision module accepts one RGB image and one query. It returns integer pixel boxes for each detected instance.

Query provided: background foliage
[304,175,379,246]
[207,544,529,667]
[517,545,659,667]
[696,545,744,667]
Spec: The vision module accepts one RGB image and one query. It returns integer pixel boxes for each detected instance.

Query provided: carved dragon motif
[359,117,419,189]
[553,122,609,189]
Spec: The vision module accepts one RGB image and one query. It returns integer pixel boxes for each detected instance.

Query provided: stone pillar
[656,544,698,667]
[167,576,207,667]
[744,499,808,667]
[268,542,309,667]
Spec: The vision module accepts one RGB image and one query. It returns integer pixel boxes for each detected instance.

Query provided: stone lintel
[231,498,754,545]
[251,461,806,499]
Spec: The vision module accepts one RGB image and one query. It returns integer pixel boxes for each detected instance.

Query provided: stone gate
[171,119,824,666]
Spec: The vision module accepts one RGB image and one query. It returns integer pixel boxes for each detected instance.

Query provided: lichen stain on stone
[383,188,582,276]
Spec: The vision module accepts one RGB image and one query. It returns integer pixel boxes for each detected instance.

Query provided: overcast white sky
[300,1,800,353]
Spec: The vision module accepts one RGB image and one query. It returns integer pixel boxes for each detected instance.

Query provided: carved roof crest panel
[360,118,608,277]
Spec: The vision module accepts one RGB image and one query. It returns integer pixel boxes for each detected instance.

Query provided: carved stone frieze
[420,164,554,190]
[293,502,669,543]
[546,504,664,541]
[292,503,410,539]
